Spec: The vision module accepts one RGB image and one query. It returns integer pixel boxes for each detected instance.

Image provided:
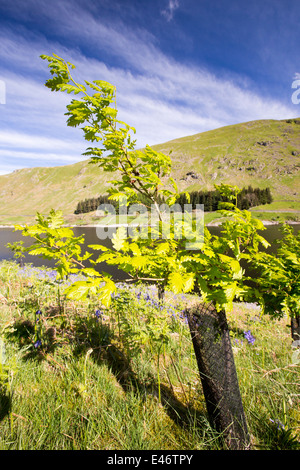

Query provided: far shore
[1,219,300,229]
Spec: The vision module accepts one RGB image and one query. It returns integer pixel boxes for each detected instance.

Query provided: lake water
[0,223,299,280]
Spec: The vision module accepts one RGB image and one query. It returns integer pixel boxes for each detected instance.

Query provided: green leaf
[167,272,194,294]
[88,244,109,251]
[94,252,117,263]
[168,272,184,294]
[255,234,270,249]
[64,281,96,301]
[184,273,195,292]
[129,243,141,256]
[218,254,242,278]
[155,242,170,255]
[285,251,300,265]
[112,227,127,251]
[28,247,52,257]
[130,256,149,269]
[97,278,116,306]
[81,268,102,277]
[59,83,83,95]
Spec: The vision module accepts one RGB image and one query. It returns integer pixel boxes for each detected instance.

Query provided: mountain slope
[0,159,112,224]
[154,118,300,196]
[0,117,299,225]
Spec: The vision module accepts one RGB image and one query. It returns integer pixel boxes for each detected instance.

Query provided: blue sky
[0,0,299,175]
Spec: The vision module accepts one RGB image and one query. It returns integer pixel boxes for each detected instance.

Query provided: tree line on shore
[74,186,273,214]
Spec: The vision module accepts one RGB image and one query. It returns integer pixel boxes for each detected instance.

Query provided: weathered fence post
[185,301,250,450]
[291,313,300,343]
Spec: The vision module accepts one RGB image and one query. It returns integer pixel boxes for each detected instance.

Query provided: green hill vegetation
[0,117,299,225]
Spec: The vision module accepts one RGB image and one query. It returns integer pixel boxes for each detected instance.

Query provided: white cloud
[0,148,84,163]
[0,0,298,175]
[161,0,180,22]
[0,164,22,176]
[0,130,75,151]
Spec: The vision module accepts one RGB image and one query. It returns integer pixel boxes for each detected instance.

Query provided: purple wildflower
[95,309,103,318]
[34,339,42,348]
[270,419,285,430]
[35,310,42,322]
[234,338,243,346]
[244,330,255,345]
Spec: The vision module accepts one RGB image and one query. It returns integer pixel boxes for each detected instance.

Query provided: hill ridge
[0,117,299,224]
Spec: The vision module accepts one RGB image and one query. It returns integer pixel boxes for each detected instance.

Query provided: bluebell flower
[34,340,42,348]
[270,418,285,430]
[233,338,243,346]
[95,309,103,318]
[35,310,42,321]
[244,330,255,345]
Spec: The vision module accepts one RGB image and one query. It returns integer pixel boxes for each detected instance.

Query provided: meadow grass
[0,260,299,450]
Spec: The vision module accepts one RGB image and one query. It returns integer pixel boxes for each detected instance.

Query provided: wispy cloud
[0,0,298,175]
[161,0,180,22]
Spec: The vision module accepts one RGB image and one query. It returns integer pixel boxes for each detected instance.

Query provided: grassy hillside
[154,117,300,199]
[0,159,113,225]
[0,260,299,450]
[0,117,299,225]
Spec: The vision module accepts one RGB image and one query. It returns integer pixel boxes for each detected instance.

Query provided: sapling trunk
[185,300,250,450]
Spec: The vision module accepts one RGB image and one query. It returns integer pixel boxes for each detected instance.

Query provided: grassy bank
[1,207,299,227]
[0,260,299,450]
